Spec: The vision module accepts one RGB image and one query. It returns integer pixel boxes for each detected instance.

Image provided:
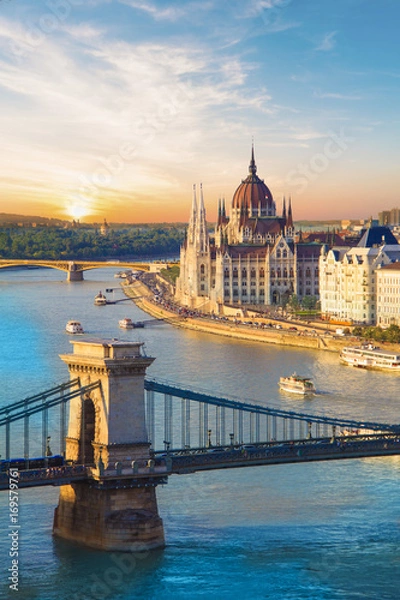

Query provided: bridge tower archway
[54,339,165,552]
[81,395,96,465]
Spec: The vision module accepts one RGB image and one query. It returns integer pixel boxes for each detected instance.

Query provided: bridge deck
[2,435,399,489]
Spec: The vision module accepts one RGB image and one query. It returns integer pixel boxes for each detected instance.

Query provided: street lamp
[207,429,212,448]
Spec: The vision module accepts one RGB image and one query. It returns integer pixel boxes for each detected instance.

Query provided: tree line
[352,324,400,344]
[0,227,185,260]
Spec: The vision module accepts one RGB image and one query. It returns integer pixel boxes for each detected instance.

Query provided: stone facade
[53,339,165,551]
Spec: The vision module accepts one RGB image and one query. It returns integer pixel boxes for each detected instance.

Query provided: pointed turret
[188,184,197,244]
[286,196,294,229]
[195,183,209,253]
[249,143,257,176]
[282,196,287,219]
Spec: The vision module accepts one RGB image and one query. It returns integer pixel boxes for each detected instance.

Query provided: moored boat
[340,344,400,371]
[119,317,134,329]
[94,291,107,306]
[65,320,84,334]
[279,373,316,395]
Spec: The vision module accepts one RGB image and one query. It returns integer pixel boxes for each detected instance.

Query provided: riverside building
[376,262,400,327]
[175,148,321,313]
[319,227,400,325]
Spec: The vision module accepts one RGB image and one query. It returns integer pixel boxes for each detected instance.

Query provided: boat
[119,318,134,329]
[340,344,400,371]
[278,373,316,395]
[94,291,107,306]
[65,320,84,334]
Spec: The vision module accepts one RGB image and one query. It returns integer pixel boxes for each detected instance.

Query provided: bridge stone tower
[53,338,165,551]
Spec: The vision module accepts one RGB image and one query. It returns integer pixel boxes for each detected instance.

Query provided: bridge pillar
[67,262,83,281]
[53,339,165,551]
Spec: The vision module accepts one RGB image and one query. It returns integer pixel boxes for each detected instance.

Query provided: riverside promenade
[122,278,353,353]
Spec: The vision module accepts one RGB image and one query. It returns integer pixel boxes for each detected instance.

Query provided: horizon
[0,1,399,223]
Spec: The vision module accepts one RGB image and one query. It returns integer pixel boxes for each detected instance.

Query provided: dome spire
[249,141,257,175]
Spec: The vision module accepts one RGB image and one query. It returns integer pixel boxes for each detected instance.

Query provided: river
[0,267,399,599]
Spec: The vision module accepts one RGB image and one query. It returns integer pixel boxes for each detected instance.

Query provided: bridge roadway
[1,434,399,490]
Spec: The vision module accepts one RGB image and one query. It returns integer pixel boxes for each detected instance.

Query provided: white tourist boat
[94,291,107,306]
[278,373,316,395]
[340,344,400,371]
[65,320,84,334]
[119,317,134,329]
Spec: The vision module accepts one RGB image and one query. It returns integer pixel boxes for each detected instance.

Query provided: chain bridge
[1,338,400,551]
[0,259,172,280]
[2,374,400,489]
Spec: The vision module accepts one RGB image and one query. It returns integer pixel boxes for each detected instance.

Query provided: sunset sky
[0,0,399,223]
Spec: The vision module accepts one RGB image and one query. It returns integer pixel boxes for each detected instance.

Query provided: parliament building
[175,148,321,313]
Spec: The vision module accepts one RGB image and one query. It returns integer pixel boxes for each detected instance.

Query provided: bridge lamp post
[229,433,234,446]
[46,436,52,457]
[207,429,212,448]
[163,440,171,453]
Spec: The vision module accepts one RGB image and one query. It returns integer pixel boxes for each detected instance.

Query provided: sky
[0,0,399,223]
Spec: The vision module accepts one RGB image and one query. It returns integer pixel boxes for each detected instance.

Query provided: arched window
[260,268,265,278]
[298,268,303,278]
[233,268,238,278]
[242,268,247,278]
[283,268,288,278]
[271,268,275,278]
[251,269,256,278]
[305,268,311,278]
[276,250,281,259]
[200,264,205,275]
[315,267,319,276]
[224,269,230,278]
[283,250,287,259]
[290,268,294,278]
[277,268,281,278]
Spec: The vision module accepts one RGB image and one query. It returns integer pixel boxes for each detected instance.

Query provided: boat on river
[278,373,316,395]
[65,320,84,334]
[94,291,107,306]
[340,344,400,371]
[119,317,134,329]
[118,318,145,329]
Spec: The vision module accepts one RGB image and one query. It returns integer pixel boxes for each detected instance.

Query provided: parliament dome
[232,148,275,217]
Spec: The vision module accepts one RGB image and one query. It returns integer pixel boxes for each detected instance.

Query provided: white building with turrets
[319,227,400,324]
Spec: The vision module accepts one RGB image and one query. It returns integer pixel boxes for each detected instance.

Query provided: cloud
[315,31,337,52]
[0,14,279,218]
[315,91,362,101]
[119,0,213,22]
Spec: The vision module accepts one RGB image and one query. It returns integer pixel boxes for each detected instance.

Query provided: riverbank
[122,279,354,353]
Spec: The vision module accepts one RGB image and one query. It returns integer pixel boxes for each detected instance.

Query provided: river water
[0,268,400,599]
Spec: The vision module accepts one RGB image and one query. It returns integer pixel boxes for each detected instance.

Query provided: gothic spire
[286,196,293,229]
[195,183,209,253]
[249,142,257,176]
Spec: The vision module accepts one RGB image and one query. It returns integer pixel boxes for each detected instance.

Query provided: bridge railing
[144,377,400,452]
[0,379,101,461]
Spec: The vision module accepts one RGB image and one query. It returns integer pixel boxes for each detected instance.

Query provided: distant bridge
[0,259,175,281]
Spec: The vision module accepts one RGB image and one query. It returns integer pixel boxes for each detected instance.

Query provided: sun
[65,199,92,221]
